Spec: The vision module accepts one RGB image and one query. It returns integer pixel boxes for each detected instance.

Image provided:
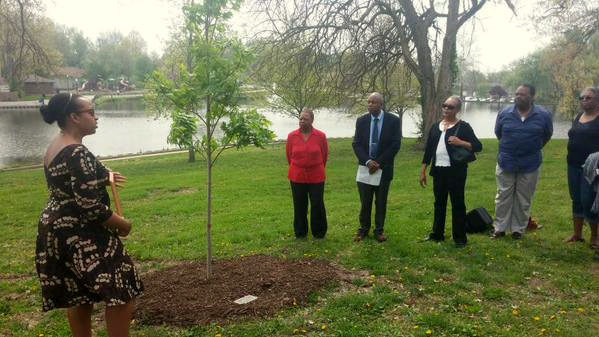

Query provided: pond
[0,100,570,168]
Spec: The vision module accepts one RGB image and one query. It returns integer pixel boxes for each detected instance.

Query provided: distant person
[37,93,143,336]
[352,92,401,242]
[492,84,553,239]
[565,87,599,248]
[286,108,329,239]
[38,93,46,105]
[420,96,482,247]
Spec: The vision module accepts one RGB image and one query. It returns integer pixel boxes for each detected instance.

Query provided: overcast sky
[43,0,551,73]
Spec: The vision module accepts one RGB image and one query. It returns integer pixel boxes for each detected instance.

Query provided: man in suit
[352,92,402,242]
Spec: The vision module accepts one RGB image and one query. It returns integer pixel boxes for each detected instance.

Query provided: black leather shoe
[491,231,505,239]
[512,232,522,240]
[420,235,445,243]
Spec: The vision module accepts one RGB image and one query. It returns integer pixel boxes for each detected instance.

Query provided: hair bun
[40,104,57,124]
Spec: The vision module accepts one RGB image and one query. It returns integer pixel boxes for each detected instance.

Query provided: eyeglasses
[77,109,95,117]
[579,95,594,101]
[442,104,456,110]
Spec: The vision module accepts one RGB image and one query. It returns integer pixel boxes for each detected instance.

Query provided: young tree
[146,0,275,278]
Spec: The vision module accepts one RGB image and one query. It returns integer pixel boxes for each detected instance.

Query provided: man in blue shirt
[492,84,553,239]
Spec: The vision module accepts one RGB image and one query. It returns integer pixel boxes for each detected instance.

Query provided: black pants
[357,180,391,236]
[290,181,327,238]
[431,166,467,244]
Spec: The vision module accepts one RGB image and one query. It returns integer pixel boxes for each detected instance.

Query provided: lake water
[0,101,570,168]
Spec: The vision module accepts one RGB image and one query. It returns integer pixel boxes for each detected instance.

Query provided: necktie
[370,117,379,157]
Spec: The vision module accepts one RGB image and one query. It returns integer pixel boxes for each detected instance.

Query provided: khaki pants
[494,164,540,234]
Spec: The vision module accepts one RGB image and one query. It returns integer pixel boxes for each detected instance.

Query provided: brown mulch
[135,255,349,327]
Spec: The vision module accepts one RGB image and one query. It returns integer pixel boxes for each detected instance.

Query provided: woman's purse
[449,122,473,163]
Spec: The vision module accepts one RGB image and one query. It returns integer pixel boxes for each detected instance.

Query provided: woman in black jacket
[419,96,482,247]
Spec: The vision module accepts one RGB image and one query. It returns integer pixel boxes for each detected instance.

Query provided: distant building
[54,67,86,91]
[23,75,55,95]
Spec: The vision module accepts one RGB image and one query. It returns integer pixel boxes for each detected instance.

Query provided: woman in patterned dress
[37,93,143,337]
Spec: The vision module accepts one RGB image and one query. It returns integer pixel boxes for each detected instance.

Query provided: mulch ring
[135,254,354,327]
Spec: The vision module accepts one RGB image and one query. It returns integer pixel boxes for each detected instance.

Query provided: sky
[43,0,552,74]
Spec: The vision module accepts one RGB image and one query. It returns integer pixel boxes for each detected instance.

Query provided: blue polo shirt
[494,104,553,173]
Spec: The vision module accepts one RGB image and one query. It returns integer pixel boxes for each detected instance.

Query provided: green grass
[1,138,598,336]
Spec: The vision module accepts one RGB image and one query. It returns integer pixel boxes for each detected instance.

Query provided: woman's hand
[448,136,472,150]
[111,171,127,188]
[104,213,132,237]
[419,164,428,188]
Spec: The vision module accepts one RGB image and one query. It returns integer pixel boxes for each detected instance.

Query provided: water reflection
[0,101,570,168]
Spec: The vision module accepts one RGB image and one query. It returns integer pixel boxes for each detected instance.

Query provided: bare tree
[0,0,52,92]
[254,0,515,142]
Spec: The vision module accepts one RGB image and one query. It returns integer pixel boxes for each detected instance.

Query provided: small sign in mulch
[135,254,348,327]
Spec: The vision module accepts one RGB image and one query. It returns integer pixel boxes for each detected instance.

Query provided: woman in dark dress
[419,96,482,247]
[37,93,143,337]
[565,87,599,249]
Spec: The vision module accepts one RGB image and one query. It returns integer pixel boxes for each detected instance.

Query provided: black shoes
[512,232,522,240]
[491,231,506,239]
[420,235,445,243]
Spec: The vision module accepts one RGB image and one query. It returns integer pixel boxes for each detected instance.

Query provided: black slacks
[431,166,467,244]
[357,180,391,236]
[290,181,327,238]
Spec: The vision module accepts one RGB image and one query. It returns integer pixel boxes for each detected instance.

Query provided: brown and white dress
[36,144,143,311]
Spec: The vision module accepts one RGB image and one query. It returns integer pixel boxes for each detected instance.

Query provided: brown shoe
[375,234,387,242]
[526,217,543,231]
[354,233,366,242]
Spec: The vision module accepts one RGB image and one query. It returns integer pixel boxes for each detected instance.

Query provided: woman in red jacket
[286,108,329,238]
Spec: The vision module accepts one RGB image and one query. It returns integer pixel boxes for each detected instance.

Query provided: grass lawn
[1,138,598,337]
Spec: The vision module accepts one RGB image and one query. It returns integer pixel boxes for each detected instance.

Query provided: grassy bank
[0,138,597,336]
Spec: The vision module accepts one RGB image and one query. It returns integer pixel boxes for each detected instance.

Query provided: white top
[435,123,451,167]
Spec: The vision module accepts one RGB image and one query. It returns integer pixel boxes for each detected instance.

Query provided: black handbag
[449,122,473,163]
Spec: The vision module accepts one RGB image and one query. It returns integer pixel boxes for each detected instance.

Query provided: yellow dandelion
[215,334,222,337]
[426,329,433,335]
[413,325,420,329]
[577,307,585,313]
[549,315,556,320]
[512,309,520,316]
[533,316,540,321]
[321,324,327,330]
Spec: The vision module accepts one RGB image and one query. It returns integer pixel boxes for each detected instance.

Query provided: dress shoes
[420,235,445,243]
[354,233,366,242]
[375,233,387,242]
[512,232,522,240]
[491,231,505,239]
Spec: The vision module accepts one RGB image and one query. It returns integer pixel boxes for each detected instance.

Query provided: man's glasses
[579,95,594,101]
[442,104,456,110]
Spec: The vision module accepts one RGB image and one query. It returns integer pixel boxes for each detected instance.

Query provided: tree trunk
[205,95,212,279]
[188,147,195,162]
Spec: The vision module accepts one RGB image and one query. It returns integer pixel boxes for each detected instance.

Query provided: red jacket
[286,128,328,183]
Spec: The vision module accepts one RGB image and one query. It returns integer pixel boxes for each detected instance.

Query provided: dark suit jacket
[352,111,402,181]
